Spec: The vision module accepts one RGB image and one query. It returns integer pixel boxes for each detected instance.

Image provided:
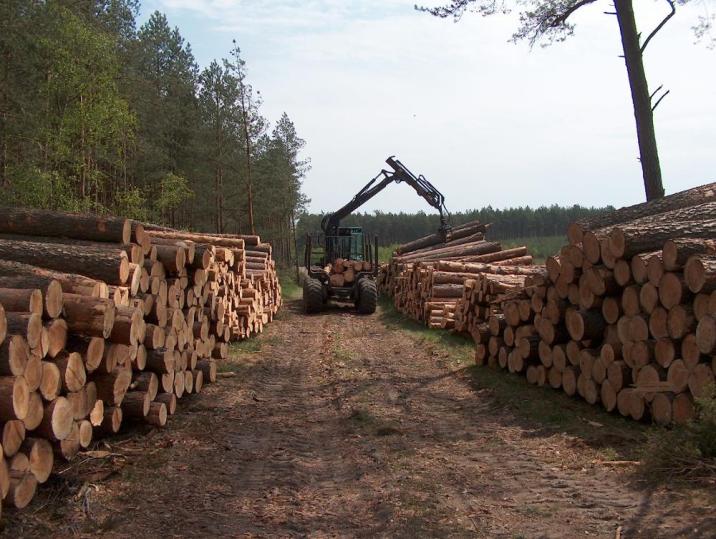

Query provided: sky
[141,0,716,215]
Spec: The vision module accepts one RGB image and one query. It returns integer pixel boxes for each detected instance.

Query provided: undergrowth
[640,385,716,483]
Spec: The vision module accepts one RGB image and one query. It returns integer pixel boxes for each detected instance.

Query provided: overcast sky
[142,0,715,215]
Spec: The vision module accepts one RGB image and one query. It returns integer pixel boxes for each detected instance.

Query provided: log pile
[378,220,537,329]
[324,258,374,288]
[381,183,716,426]
[468,183,716,426]
[0,207,282,515]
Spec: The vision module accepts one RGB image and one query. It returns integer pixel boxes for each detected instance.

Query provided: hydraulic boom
[320,156,451,238]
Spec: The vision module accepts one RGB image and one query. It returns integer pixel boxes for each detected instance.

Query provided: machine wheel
[356,279,378,315]
[303,277,324,314]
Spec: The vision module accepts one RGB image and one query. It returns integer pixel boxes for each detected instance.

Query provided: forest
[0,1,308,264]
[296,204,611,247]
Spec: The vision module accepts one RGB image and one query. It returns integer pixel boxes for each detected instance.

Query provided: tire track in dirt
[4,300,714,538]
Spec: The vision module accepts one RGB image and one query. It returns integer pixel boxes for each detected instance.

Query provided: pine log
[145,401,167,427]
[684,255,716,294]
[192,369,204,393]
[394,221,486,255]
[3,420,25,458]
[0,288,43,317]
[567,182,716,244]
[0,208,133,243]
[0,375,29,421]
[54,421,80,461]
[658,272,691,310]
[54,351,86,393]
[89,368,131,406]
[66,336,105,373]
[95,406,122,436]
[62,294,116,338]
[0,260,100,303]
[78,419,93,448]
[565,309,605,341]
[22,391,43,430]
[662,238,716,271]
[35,397,73,441]
[0,238,131,285]
[399,240,500,262]
[609,218,716,259]
[6,471,37,509]
[21,437,53,483]
[197,359,217,383]
[0,335,29,377]
[5,312,42,350]
[121,391,150,418]
[672,393,695,425]
[89,399,104,427]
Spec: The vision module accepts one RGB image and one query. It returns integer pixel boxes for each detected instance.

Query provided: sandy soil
[3,300,714,538]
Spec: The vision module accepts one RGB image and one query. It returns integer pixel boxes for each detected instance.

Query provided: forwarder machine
[303,156,450,314]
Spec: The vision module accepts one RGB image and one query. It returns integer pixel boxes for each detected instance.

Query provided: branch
[650,84,664,100]
[641,0,676,53]
[652,89,671,112]
[549,0,599,28]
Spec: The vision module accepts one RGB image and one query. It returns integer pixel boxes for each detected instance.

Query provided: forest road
[5,299,715,538]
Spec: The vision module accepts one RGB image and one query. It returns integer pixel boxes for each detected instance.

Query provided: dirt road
[4,300,714,538]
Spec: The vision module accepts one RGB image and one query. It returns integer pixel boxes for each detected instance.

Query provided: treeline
[296,205,612,245]
[0,1,308,263]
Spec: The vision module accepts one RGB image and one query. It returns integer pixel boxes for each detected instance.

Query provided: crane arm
[320,156,450,236]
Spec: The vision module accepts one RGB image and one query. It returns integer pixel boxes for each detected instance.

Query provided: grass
[639,385,716,483]
[278,269,302,300]
[379,296,645,460]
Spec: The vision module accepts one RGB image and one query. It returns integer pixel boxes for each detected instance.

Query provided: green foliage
[0,1,308,260]
[157,173,193,214]
[112,186,149,221]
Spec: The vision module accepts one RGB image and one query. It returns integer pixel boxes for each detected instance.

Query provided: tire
[356,278,378,315]
[303,277,324,314]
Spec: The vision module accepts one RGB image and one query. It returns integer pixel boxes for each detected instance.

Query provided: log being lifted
[397,240,500,262]
[0,207,136,244]
[567,181,716,244]
[0,238,130,285]
[394,220,487,255]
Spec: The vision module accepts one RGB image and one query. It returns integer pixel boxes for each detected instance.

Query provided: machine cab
[327,226,364,262]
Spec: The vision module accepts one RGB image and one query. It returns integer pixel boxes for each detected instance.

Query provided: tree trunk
[614,0,664,201]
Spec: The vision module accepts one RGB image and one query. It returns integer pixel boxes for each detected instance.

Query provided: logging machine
[303,156,450,314]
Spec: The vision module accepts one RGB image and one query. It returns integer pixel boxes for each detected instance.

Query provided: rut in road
[6,300,715,538]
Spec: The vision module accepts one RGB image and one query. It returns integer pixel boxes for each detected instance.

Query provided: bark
[663,238,716,271]
[0,260,105,300]
[568,181,716,243]
[609,219,716,259]
[145,401,167,427]
[0,238,130,285]
[0,207,132,243]
[614,0,664,201]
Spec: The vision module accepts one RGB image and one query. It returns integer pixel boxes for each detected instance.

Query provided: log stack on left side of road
[0,207,282,515]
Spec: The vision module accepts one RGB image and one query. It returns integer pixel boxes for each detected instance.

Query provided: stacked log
[379,220,537,329]
[382,185,716,426]
[0,208,282,515]
[467,184,716,426]
[323,258,374,288]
